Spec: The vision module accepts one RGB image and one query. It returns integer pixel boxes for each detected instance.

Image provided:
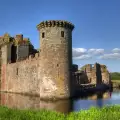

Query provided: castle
[0,20,111,99]
[0,20,75,99]
[72,63,111,85]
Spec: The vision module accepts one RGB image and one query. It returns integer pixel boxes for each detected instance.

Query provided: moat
[0,89,120,114]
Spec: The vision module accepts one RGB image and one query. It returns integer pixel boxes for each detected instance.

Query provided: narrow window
[16,68,18,75]
[42,32,45,38]
[61,31,64,37]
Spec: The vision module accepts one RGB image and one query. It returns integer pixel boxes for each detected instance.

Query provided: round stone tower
[37,20,74,99]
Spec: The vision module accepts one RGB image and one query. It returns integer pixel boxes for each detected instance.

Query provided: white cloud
[88,48,104,55]
[72,48,87,57]
[112,48,120,53]
[99,53,120,60]
[73,55,92,60]
[72,47,120,60]
[72,48,104,60]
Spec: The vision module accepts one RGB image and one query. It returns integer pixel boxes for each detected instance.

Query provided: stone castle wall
[1,53,60,98]
[0,20,75,99]
[1,53,73,99]
[1,54,40,95]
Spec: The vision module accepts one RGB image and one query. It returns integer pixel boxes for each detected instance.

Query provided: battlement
[37,20,74,30]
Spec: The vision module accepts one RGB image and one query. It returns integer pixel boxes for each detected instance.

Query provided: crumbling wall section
[81,64,93,83]
[85,64,92,83]
[101,65,110,84]
[79,63,111,85]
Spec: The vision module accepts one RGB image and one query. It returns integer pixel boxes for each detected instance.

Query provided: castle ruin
[73,63,111,85]
[0,20,111,99]
[0,20,74,99]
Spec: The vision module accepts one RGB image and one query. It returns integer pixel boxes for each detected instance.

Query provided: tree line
[110,72,120,80]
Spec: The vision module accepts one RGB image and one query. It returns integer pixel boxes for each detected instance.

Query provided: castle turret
[37,20,74,98]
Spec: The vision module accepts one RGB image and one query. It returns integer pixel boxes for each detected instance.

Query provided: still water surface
[0,89,120,114]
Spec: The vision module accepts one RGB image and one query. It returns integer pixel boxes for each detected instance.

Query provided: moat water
[0,89,120,114]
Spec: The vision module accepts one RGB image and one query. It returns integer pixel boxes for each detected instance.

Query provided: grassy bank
[0,105,120,120]
[112,80,120,83]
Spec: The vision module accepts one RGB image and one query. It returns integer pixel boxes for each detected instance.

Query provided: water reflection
[0,92,73,113]
[73,90,120,111]
[0,89,120,113]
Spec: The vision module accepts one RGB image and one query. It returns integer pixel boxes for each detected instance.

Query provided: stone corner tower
[37,20,74,98]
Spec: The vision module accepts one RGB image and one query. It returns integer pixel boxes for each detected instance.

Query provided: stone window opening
[11,45,17,63]
[16,68,18,75]
[61,31,64,37]
[42,32,45,38]
[57,64,59,67]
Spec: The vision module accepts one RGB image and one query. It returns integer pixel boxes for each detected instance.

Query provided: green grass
[112,80,120,83]
[0,105,120,120]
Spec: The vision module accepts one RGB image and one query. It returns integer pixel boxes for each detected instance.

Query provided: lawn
[0,105,120,120]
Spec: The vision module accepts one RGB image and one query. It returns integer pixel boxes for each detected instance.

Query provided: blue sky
[0,0,120,72]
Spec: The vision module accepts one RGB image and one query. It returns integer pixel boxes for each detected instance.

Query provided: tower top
[37,20,74,30]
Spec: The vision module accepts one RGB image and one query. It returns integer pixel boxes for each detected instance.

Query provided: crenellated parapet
[37,20,74,30]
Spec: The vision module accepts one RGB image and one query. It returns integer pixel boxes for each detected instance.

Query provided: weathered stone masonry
[0,20,111,99]
[0,20,75,99]
[73,63,111,85]
[5,57,40,94]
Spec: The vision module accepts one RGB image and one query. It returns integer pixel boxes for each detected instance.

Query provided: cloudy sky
[0,0,120,72]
